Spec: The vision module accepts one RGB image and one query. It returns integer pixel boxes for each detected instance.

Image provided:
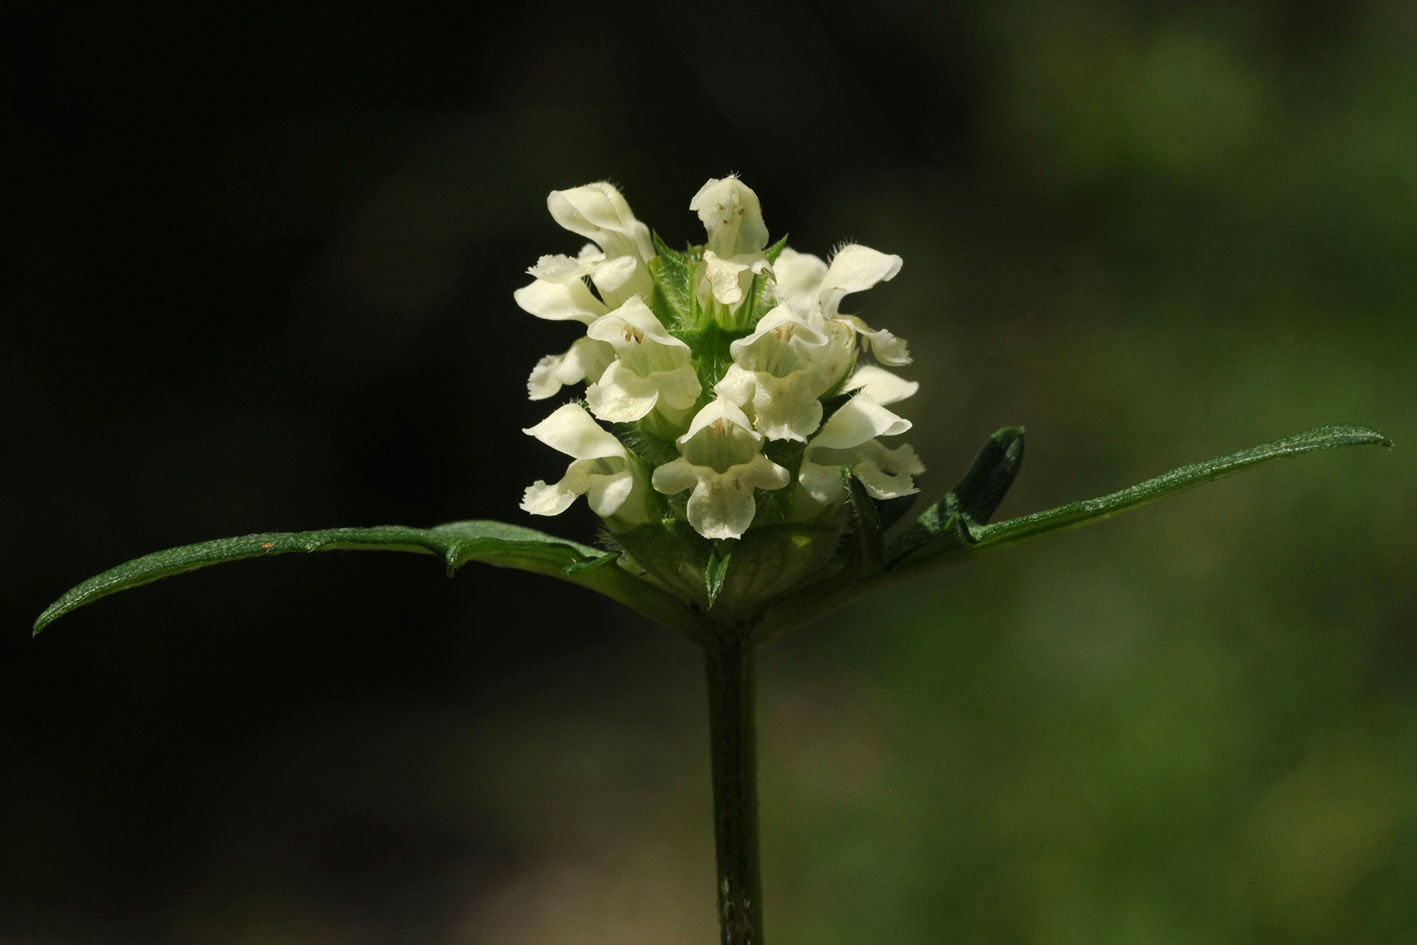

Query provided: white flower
[771,244,910,381]
[690,177,773,307]
[521,403,649,522]
[548,182,655,266]
[548,183,655,307]
[714,305,832,442]
[844,364,919,406]
[798,396,924,506]
[513,253,611,325]
[515,183,654,325]
[817,245,910,366]
[583,298,702,423]
[652,397,790,540]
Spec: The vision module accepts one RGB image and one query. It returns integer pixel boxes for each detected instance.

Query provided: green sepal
[670,321,745,392]
[844,471,886,574]
[888,427,1025,567]
[705,548,732,609]
[764,233,790,265]
[873,493,920,532]
[34,520,702,637]
[615,516,845,632]
[747,234,793,320]
[650,231,698,326]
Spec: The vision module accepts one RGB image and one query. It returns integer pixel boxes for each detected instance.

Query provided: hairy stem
[705,633,763,945]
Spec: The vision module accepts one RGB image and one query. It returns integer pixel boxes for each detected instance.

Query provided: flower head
[518,177,924,599]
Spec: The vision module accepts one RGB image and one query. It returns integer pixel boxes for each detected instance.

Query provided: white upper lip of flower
[690,176,773,308]
[548,182,655,264]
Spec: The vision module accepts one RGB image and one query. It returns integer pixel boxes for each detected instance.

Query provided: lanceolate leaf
[756,423,1390,638]
[34,520,701,636]
[892,423,1392,572]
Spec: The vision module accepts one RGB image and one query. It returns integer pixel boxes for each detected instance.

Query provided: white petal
[818,244,903,318]
[522,403,626,460]
[546,182,654,262]
[653,399,790,539]
[588,254,641,298]
[527,253,595,282]
[657,365,704,410]
[745,372,824,442]
[852,440,924,499]
[798,460,848,506]
[845,365,919,405]
[797,397,918,505]
[690,177,769,258]
[812,397,912,450]
[679,395,759,446]
[860,439,925,476]
[584,465,636,518]
[585,361,663,422]
[514,277,608,324]
[771,247,828,316]
[521,479,579,517]
[685,482,759,540]
[526,338,615,400]
[586,297,684,348]
[683,455,789,540]
[841,318,912,366]
[701,249,754,305]
[728,305,827,372]
[714,364,757,406]
[651,457,700,497]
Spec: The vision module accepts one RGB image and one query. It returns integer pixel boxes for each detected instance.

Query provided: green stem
[705,633,763,945]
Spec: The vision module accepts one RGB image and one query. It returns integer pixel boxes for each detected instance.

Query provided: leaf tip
[32,598,68,636]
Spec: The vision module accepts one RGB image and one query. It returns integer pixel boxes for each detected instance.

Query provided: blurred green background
[5,1,1413,943]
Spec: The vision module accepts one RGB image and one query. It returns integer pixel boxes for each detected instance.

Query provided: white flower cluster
[518,178,923,541]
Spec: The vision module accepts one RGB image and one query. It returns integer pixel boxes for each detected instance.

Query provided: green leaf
[893,423,1392,572]
[34,520,702,637]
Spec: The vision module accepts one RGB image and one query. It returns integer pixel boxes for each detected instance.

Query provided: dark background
[6,2,1414,942]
